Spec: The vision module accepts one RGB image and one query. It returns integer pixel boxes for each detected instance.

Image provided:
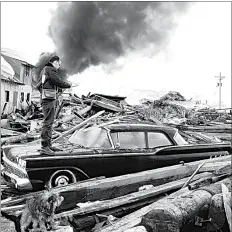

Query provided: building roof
[1,55,24,85]
[1,48,35,81]
[1,48,35,66]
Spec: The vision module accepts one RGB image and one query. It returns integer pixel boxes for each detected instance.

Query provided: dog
[20,191,64,232]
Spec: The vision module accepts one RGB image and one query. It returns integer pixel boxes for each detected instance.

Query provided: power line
[215,72,225,109]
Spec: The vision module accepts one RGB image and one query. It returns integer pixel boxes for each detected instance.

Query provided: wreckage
[1,91,231,232]
[2,122,231,191]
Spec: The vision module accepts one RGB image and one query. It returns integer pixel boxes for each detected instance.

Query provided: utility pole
[215,72,225,109]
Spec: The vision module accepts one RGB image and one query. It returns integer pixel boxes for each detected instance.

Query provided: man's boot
[50,146,62,152]
[40,146,55,155]
[48,142,62,152]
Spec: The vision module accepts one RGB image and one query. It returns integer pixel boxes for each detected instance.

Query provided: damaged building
[1,48,35,114]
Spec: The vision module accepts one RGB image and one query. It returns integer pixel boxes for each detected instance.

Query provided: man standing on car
[37,55,71,155]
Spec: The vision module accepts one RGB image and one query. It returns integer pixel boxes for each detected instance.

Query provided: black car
[2,123,231,190]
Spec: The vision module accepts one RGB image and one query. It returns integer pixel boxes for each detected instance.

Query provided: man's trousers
[41,100,56,148]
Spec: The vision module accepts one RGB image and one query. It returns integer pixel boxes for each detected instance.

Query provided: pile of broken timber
[1,155,231,232]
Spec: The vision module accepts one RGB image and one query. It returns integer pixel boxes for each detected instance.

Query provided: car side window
[111,132,146,149]
[148,132,173,148]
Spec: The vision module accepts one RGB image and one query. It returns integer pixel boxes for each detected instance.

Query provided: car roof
[105,123,177,137]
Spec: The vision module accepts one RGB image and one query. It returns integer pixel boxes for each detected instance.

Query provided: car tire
[47,169,77,188]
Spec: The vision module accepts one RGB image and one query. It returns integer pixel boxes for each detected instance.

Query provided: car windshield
[68,127,112,149]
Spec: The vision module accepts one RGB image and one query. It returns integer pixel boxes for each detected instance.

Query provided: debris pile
[1,156,231,232]
[1,91,231,147]
[1,90,231,232]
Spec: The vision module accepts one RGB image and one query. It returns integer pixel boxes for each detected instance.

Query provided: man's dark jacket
[36,63,71,94]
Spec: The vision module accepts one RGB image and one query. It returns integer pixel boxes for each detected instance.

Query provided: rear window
[174,132,188,145]
[148,132,172,148]
[111,132,146,149]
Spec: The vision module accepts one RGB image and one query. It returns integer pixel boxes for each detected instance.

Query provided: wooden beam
[55,172,213,219]
[221,183,232,232]
[2,156,230,211]
[98,177,231,232]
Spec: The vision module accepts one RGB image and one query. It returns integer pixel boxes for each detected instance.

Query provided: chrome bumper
[2,169,33,190]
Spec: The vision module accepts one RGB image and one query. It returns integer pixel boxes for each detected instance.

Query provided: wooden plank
[221,183,232,232]
[51,226,73,232]
[1,133,31,144]
[124,226,147,232]
[1,204,24,212]
[1,176,106,208]
[198,162,231,175]
[55,172,213,219]
[52,110,105,143]
[1,128,23,137]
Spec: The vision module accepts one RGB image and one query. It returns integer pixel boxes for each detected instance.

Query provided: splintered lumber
[188,174,229,190]
[59,106,92,123]
[124,226,147,232]
[54,172,213,219]
[1,204,25,213]
[75,104,92,116]
[213,163,232,175]
[99,177,231,232]
[222,183,232,232]
[1,133,31,144]
[96,187,192,232]
[51,226,73,232]
[52,110,105,143]
[1,176,106,208]
[198,161,231,175]
[1,128,23,137]
[59,114,77,123]
[181,161,205,188]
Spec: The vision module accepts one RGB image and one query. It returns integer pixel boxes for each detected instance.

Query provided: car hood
[3,144,94,162]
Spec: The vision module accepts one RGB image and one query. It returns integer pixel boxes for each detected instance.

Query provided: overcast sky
[1,2,231,107]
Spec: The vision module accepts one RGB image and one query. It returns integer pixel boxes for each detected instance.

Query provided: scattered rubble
[1,91,231,232]
[1,91,231,146]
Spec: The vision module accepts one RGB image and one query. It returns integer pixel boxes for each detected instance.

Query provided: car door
[109,131,150,175]
[146,131,177,168]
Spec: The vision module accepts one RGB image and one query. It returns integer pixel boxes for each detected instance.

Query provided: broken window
[13,91,18,106]
[21,92,24,101]
[147,132,172,148]
[26,93,30,102]
[5,91,9,102]
[111,132,146,149]
[68,127,112,149]
[24,65,30,77]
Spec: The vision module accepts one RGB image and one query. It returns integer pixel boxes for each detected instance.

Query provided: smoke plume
[48,2,191,75]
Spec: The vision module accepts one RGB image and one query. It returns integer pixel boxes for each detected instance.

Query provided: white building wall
[1,80,32,114]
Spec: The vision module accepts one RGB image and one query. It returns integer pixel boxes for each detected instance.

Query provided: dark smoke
[34,52,68,81]
[48,2,191,75]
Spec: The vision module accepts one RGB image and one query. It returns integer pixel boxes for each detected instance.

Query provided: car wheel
[47,170,77,188]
